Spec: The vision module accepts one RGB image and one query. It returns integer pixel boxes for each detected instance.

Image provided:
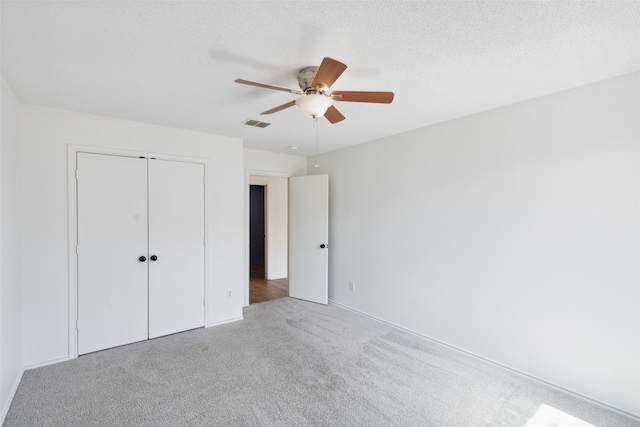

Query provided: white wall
[20,105,245,366]
[0,74,23,420]
[244,149,306,177]
[249,175,288,280]
[308,72,640,416]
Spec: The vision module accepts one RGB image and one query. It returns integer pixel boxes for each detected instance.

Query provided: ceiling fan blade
[261,100,296,115]
[235,79,302,95]
[331,91,394,104]
[311,57,347,91]
[324,105,345,124]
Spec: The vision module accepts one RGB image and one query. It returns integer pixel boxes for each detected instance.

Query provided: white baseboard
[328,299,640,422]
[1,366,24,425]
[23,356,70,371]
[206,316,243,328]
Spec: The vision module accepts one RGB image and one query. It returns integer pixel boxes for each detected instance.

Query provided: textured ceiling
[2,1,639,157]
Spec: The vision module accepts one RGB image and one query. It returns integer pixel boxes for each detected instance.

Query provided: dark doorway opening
[249,185,265,270]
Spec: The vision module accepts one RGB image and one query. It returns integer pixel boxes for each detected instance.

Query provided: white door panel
[289,174,329,304]
[148,160,205,338]
[77,153,149,355]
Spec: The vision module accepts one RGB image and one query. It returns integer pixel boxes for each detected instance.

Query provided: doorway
[249,185,266,268]
[248,176,289,304]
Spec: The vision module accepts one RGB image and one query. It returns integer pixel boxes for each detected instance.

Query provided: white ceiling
[2,1,639,157]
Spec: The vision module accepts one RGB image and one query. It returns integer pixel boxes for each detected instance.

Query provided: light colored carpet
[4,297,638,426]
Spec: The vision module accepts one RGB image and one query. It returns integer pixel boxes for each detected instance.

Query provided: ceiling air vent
[243,119,271,128]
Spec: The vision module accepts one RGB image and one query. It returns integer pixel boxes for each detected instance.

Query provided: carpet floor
[4,297,638,426]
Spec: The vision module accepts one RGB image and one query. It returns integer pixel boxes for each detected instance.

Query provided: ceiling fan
[235,57,394,124]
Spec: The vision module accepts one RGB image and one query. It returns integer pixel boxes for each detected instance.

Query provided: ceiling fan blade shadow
[324,105,345,124]
[331,91,394,104]
[261,100,297,115]
[235,79,302,95]
[311,58,347,91]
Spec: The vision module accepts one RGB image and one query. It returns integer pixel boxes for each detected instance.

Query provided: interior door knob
[320,244,326,249]
[138,256,147,262]
[150,255,158,261]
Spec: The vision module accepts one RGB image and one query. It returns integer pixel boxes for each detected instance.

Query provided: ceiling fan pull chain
[314,117,320,169]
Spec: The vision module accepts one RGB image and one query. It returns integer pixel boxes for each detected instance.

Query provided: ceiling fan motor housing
[297,66,320,93]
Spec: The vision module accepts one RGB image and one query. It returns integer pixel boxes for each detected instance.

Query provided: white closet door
[148,160,205,338]
[77,153,149,355]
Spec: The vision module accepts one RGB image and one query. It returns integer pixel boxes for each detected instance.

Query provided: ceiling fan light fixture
[235,57,393,124]
[296,94,332,118]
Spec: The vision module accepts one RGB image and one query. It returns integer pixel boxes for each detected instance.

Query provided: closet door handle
[150,255,158,261]
[138,256,147,262]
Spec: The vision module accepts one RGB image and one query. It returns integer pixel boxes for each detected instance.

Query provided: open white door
[289,174,328,304]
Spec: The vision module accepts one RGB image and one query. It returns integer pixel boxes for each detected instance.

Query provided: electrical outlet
[349,281,355,291]
[227,291,232,299]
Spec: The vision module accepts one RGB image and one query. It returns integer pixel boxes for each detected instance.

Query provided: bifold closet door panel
[148,160,205,339]
[77,153,149,355]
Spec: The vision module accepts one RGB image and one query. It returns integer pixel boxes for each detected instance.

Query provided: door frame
[244,169,290,307]
[67,144,209,359]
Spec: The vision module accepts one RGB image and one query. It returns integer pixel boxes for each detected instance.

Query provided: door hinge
[203,297,206,306]
[203,176,206,187]
[75,169,79,180]
[76,319,79,330]
[76,244,79,255]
